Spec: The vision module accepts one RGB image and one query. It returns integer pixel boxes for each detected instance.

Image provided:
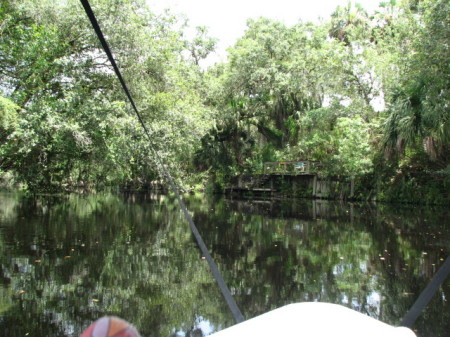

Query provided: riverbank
[2,167,448,206]
[219,171,450,206]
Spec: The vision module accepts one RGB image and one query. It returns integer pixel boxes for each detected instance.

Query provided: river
[0,192,448,337]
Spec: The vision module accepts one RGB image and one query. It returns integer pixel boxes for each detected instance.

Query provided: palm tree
[382,0,449,166]
[329,2,370,46]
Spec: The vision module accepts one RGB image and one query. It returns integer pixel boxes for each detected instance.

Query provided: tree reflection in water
[0,192,448,337]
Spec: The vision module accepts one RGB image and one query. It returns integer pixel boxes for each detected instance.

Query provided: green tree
[197,19,346,177]
[329,1,371,46]
[0,0,215,191]
[186,26,218,67]
[0,96,19,146]
[381,0,449,164]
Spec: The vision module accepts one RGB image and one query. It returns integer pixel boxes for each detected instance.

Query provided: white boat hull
[211,302,416,337]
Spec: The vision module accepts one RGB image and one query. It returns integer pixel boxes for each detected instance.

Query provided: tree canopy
[0,0,448,203]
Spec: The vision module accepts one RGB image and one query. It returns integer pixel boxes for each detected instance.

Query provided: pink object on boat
[79,316,141,337]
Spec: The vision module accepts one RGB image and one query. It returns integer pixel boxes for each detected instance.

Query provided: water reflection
[190,197,449,337]
[0,192,448,337]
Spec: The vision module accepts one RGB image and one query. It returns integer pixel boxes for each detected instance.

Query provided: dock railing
[263,160,319,175]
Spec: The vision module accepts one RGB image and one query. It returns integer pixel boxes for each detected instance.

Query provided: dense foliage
[0,0,448,203]
[0,0,213,191]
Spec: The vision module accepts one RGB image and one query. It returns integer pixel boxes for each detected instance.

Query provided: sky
[146,0,384,64]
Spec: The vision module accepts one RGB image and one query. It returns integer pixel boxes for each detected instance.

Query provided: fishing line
[79,0,244,324]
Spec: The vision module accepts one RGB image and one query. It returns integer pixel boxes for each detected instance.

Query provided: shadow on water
[0,192,448,337]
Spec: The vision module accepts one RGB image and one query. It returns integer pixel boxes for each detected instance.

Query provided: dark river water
[0,192,448,337]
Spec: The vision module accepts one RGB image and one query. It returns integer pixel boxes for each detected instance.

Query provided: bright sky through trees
[147,0,383,63]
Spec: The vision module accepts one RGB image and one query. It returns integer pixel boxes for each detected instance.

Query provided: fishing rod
[79,0,245,324]
[400,255,450,328]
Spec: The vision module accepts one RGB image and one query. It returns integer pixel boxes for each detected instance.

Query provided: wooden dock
[225,173,354,200]
[224,187,273,195]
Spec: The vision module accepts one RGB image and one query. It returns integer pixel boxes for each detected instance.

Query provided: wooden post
[312,175,317,197]
[292,177,297,197]
[270,175,274,197]
[350,177,355,199]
